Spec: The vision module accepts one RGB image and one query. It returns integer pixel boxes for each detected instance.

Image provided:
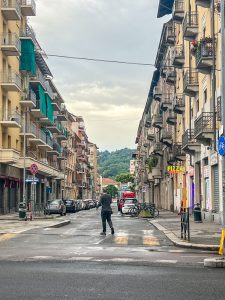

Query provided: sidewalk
[0,213,70,234]
[150,210,221,251]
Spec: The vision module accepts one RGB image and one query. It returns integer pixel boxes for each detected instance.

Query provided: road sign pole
[220,0,225,255]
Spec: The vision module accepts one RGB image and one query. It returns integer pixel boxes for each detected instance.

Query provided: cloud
[31,0,165,150]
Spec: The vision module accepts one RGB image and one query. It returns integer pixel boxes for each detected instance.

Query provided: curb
[150,220,219,252]
[46,220,71,228]
[204,258,225,268]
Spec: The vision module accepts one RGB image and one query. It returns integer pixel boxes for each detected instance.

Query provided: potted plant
[190,40,198,55]
[146,156,158,173]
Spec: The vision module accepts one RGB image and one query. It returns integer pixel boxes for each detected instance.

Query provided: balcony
[30,100,45,118]
[166,111,177,125]
[20,89,36,108]
[194,112,216,145]
[183,12,198,41]
[153,86,162,101]
[182,129,201,154]
[153,143,163,156]
[160,96,172,111]
[0,149,20,164]
[0,72,21,92]
[20,0,36,16]
[195,0,210,8]
[20,122,37,138]
[152,167,162,179]
[1,33,21,56]
[170,144,186,162]
[165,68,176,85]
[1,0,21,20]
[0,111,21,128]
[183,70,199,96]
[45,80,55,100]
[196,40,214,74]
[46,120,61,134]
[30,68,46,90]
[38,132,53,151]
[166,25,175,45]
[171,46,184,68]
[172,0,184,23]
[56,124,69,141]
[172,94,185,114]
[152,115,163,129]
[57,108,68,121]
[160,129,173,147]
[47,142,61,156]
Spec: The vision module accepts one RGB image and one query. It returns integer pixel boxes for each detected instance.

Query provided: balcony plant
[146,155,158,172]
[190,40,198,55]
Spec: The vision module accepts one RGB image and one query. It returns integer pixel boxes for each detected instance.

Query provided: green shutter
[20,39,36,76]
[46,94,54,122]
[38,84,47,116]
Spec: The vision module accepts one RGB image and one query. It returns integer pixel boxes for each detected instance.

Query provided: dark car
[88,200,96,209]
[64,199,77,213]
[45,199,66,216]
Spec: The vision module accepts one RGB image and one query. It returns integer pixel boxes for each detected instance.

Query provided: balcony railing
[160,96,172,111]
[196,40,214,72]
[20,24,36,44]
[172,94,185,114]
[195,0,210,8]
[1,33,21,55]
[30,68,46,89]
[152,115,163,128]
[1,0,21,20]
[183,70,199,96]
[45,80,54,99]
[183,12,198,41]
[1,110,21,123]
[165,68,176,85]
[181,129,201,154]
[171,45,184,68]
[20,0,36,16]
[0,71,22,91]
[153,143,163,155]
[153,85,162,101]
[172,0,184,23]
[160,129,173,146]
[194,112,215,139]
[166,25,175,45]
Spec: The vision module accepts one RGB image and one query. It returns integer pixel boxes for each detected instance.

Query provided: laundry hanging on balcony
[38,84,47,116]
[157,0,174,18]
[20,39,36,76]
[46,94,54,122]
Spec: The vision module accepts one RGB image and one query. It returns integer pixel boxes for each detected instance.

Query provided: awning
[157,0,174,18]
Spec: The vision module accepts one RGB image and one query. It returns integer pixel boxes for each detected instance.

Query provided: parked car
[64,199,77,213]
[45,199,66,216]
[83,199,91,210]
[121,198,137,214]
[76,199,83,211]
[88,200,96,209]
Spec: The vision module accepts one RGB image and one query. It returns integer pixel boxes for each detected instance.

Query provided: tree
[115,173,134,184]
[105,185,118,198]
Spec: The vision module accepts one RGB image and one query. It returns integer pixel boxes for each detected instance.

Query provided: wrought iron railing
[196,41,213,66]
[171,45,184,64]
[172,94,185,112]
[173,0,184,11]
[160,129,172,140]
[182,129,195,149]
[183,12,198,32]
[1,33,21,52]
[194,112,215,137]
[184,70,198,88]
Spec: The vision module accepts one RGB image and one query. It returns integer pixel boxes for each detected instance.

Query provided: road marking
[0,233,17,242]
[156,260,177,264]
[114,236,128,245]
[143,236,160,246]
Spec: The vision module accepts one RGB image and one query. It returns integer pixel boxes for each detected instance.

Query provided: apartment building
[0,1,99,214]
[134,0,223,223]
[88,142,99,199]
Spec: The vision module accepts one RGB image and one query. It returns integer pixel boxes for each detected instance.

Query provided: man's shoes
[100,232,106,236]
[111,227,115,235]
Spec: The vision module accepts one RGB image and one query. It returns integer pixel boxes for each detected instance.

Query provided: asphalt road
[0,261,225,300]
[0,205,218,265]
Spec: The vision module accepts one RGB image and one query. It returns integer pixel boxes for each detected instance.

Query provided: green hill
[98,148,134,178]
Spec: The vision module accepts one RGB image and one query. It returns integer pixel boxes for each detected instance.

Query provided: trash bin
[19,203,27,220]
[193,204,202,223]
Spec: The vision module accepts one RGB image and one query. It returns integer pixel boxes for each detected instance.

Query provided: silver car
[45,199,66,216]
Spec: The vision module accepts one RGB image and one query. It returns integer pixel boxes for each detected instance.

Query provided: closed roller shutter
[213,165,220,212]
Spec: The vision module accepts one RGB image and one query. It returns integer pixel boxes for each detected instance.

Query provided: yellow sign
[219,229,225,255]
[167,165,185,174]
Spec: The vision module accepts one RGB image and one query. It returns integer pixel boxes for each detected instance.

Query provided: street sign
[26,177,39,183]
[30,163,38,175]
[218,135,225,156]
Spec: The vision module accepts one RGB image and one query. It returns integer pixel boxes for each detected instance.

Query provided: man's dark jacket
[98,193,112,212]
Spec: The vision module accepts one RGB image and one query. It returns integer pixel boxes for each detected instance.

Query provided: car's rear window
[51,200,60,205]
[124,200,134,204]
[65,200,73,204]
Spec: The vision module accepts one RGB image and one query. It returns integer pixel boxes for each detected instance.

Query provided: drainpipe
[211,0,217,151]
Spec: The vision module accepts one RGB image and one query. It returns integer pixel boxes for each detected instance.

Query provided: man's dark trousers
[101,211,113,233]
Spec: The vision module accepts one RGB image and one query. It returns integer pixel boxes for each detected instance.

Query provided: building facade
[134,0,223,223]
[0,1,99,214]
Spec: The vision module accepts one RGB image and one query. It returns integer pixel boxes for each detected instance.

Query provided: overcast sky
[30,0,167,151]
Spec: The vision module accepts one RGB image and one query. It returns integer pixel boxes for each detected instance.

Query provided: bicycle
[128,203,159,218]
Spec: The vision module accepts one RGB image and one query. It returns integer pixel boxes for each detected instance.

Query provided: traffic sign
[218,135,225,156]
[30,164,38,175]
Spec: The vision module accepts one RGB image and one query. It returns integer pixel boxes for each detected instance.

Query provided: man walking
[97,188,115,236]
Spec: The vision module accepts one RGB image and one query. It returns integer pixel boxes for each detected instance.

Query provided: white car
[121,198,137,214]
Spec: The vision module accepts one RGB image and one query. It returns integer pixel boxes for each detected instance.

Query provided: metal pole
[211,0,217,151]
[220,0,225,247]
[23,110,26,204]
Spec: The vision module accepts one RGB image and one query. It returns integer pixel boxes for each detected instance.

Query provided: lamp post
[22,109,27,204]
[62,144,67,200]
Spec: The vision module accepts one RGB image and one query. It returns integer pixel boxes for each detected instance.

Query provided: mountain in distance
[98,148,135,179]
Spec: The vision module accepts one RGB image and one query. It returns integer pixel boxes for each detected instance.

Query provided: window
[204,89,207,103]
[196,98,199,112]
